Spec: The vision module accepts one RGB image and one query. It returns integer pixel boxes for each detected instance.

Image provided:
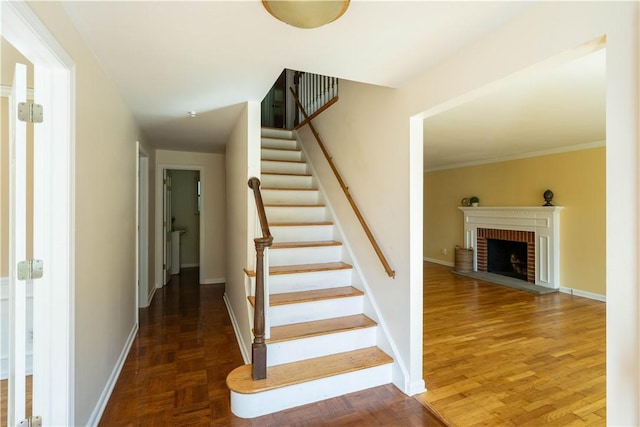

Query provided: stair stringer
[296,131,425,396]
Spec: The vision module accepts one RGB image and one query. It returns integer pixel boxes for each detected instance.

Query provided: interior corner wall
[155,150,226,284]
[25,2,143,424]
[424,147,606,296]
[224,101,260,361]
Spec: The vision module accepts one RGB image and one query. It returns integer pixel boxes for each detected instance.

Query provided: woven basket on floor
[455,246,473,272]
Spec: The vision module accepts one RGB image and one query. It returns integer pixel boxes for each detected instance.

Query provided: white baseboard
[560,287,606,302]
[201,277,225,285]
[223,293,250,364]
[87,323,138,426]
[423,257,454,267]
[147,286,157,306]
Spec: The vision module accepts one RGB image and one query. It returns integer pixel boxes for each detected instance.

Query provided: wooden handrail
[289,88,396,279]
[248,177,273,379]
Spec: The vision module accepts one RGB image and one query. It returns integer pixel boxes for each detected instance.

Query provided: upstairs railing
[248,177,272,380]
[293,71,339,127]
[290,88,396,279]
[261,69,340,130]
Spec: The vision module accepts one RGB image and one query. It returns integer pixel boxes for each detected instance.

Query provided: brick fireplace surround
[476,228,536,283]
[459,206,564,289]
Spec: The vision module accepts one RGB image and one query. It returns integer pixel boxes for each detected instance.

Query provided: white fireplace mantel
[459,206,564,289]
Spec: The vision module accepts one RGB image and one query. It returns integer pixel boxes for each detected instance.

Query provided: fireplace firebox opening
[488,239,528,281]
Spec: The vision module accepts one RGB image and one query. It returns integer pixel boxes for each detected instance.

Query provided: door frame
[1,2,75,425]
[136,143,149,310]
[155,164,205,287]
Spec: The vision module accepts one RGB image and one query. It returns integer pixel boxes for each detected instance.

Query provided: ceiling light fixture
[188,111,196,118]
[262,0,350,29]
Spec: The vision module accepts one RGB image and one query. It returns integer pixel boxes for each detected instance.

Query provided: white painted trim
[86,324,138,427]
[180,263,199,268]
[560,287,606,302]
[0,85,34,99]
[2,1,76,425]
[426,140,606,172]
[147,285,157,306]
[201,277,226,285]
[424,257,455,267]
[224,293,250,364]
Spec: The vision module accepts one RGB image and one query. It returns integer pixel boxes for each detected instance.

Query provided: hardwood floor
[0,376,32,427]
[99,268,445,426]
[418,262,606,426]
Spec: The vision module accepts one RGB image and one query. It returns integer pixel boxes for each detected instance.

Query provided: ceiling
[60,1,533,153]
[423,48,606,171]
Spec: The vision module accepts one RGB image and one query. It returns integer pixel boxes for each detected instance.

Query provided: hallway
[99,269,445,426]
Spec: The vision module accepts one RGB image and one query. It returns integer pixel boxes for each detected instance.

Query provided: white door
[5,62,33,427]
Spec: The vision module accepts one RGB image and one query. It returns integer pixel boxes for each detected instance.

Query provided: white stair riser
[261,128,294,140]
[270,224,333,242]
[262,148,302,162]
[269,245,342,266]
[261,160,308,175]
[267,327,377,366]
[262,189,319,205]
[265,206,327,222]
[261,174,313,189]
[269,296,363,327]
[268,269,353,294]
[262,138,298,150]
[230,364,393,418]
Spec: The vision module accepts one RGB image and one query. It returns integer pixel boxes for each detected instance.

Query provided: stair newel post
[252,236,270,380]
[248,177,273,380]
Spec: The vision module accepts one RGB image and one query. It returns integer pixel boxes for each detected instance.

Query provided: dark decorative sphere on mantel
[543,189,554,206]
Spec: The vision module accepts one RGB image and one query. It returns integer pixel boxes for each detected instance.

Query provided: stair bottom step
[227,347,393,418]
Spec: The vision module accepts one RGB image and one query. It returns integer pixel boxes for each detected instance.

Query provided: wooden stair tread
[262,172,312,177]
[271,240,342,249]
[248,286,363,308]
[268,314,377,343]
[226,347,392,394]
[269,221,333,226]
[244,261,352,278]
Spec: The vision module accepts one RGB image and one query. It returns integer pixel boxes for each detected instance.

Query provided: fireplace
[476,228,535,283]
[459,207,563,289]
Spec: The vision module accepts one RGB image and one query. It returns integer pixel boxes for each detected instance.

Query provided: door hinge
[18,415,42,427]
[17,259,44,281]
[18,102,44,123]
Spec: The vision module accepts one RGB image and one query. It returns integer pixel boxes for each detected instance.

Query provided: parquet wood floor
[418,262,606,426]
[99,268,445,426]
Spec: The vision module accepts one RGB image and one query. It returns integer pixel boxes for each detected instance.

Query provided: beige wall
[424,147,606,296]
[224,101,260,361]
[156,150,226,283]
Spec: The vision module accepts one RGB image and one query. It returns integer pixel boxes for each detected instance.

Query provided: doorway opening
[167,169,201,276]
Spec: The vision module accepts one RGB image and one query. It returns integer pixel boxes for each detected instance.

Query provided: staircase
[226,128,393,418]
